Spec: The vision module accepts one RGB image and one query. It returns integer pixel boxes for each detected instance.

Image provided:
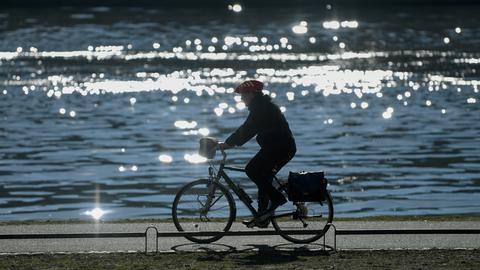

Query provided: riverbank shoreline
[2,214,480,226]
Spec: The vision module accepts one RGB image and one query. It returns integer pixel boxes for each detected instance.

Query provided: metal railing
[0,227,332,253]
[2,223,480,253]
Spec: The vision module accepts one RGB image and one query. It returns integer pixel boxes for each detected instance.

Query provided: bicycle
[171,139,334,244]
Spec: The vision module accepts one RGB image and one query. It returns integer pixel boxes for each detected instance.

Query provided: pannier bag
[287,171,328,202]
[198,137,218,159]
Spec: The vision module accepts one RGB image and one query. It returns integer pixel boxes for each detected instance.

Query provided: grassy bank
[1,249,479,270]
[2,215,480,226]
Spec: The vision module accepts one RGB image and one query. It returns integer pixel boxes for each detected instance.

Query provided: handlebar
[199,137,231,164]
[217,144,228,164]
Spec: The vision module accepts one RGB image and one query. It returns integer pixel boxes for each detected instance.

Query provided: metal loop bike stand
[327,223,480,252]
[144,226,159,253]
[327,223,337,251]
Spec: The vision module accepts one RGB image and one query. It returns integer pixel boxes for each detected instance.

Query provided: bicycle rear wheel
[271,191,334,244]
[172,179,236,243]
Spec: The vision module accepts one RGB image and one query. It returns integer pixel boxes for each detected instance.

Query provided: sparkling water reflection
[0,6,479,220]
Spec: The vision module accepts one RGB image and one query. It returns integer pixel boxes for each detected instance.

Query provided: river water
[0,5,479,220]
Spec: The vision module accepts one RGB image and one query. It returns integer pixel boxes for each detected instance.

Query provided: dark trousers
[245,145,296,209]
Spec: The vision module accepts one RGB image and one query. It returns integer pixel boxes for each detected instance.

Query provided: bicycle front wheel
[172,179,236,243]
[271,191,334,244]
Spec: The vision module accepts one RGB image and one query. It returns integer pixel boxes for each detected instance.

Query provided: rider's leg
[245,149,286,206]
[244,189,270,228]
[241,150,278,228]
[257,191,269,213]
[246,147,296,221]
[242,146,296,226]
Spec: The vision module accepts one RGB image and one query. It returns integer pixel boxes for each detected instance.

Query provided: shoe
[256,197,287,222]
[241,195,270,228]
[242,218,270,228]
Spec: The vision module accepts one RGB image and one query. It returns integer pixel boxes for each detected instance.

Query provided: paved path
[0,221,479,254]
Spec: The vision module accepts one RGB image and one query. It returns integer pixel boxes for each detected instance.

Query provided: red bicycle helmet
[234,80,264,94]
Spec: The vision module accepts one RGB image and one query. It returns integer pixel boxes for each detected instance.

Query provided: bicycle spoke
[209,194,225,209]
[196,195,207,207]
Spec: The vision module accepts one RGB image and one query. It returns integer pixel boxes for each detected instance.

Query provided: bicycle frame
[208,148,296,220]
[208,149,258,215]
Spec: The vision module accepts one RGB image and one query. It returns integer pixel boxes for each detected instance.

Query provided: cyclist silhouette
[219,80,296,227]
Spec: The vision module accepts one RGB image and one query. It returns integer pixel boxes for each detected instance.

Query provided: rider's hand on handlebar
[218,142,233,151]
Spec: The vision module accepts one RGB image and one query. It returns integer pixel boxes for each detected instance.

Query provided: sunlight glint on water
[0,6,479,220]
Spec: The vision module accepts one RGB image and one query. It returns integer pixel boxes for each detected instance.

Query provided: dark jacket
[226,94,296,153]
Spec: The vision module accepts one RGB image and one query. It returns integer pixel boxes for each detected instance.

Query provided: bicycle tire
[172,179,236,243]
[271,191,334,244]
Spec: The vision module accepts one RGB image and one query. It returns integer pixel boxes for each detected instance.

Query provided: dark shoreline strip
[1,0,480,8]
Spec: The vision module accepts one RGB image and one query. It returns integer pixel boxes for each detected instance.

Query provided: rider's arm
[225,112,259,147]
